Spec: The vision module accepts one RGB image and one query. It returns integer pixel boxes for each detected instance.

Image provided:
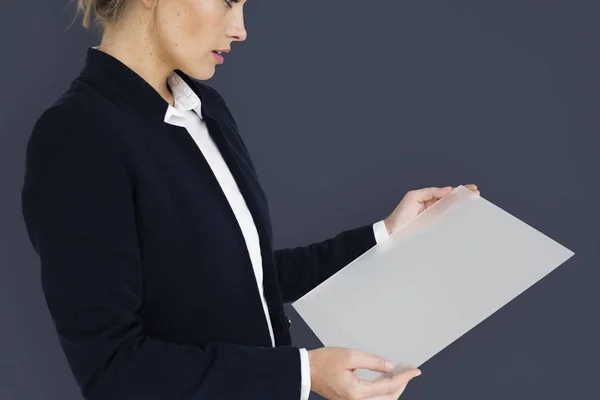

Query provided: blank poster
[291,185,574,381]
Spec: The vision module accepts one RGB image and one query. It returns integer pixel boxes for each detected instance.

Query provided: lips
[212,49,229,63]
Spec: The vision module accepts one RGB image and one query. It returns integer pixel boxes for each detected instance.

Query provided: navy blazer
[21,48,377,400]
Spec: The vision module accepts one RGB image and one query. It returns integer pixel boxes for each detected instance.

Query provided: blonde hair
[75,0,132,30]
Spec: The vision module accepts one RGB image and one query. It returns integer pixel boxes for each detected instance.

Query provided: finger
[357,368,422,398]
[346,351,395,373]
[464,184,480,194]
[390,368,422,382]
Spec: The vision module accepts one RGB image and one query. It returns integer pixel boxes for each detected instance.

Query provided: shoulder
[27,77,126,158]
[25,86,123,178]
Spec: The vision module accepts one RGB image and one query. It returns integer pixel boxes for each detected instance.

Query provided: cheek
[156,4,195,46]
[156,1,225,64]
[164,13,212,54]
[178,0,225,43]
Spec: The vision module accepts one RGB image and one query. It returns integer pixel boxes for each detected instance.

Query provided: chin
[178,63,216,81]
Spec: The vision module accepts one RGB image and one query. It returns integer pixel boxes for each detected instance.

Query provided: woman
[21,0,479,399]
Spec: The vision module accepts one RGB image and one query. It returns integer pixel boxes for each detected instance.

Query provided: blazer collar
[79,47,220,123]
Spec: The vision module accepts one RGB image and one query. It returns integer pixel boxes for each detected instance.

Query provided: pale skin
[96,0,480,398]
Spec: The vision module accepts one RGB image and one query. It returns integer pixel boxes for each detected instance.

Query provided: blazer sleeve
[21,106,302,400]
[274,224,377,303]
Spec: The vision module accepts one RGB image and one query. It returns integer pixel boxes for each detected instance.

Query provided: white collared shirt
[163,71,390,399]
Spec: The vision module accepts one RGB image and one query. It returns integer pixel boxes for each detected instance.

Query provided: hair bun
[76,0,128,29]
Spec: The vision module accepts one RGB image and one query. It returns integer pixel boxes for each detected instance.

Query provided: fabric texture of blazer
[21,48,378,400]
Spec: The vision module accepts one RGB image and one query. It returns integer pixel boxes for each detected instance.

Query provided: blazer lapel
[202,115,272,246]
[200,108,292,346]
[178,71,292,345]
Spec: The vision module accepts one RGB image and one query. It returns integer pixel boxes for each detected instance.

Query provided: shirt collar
[168,72,202,114]
[164,71,203,124]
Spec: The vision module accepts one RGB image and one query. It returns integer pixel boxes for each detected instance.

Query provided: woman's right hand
[308,347,422,400]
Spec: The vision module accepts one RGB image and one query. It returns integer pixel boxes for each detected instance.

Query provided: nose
[230,28,247,42]
[228,24,247,42]
[227,10,247,42]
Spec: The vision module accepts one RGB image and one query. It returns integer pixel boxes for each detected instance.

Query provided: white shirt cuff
[299,348,311,400]
[373,220,390,244]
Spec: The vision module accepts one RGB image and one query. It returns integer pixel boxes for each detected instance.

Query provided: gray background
[1,0,598,399]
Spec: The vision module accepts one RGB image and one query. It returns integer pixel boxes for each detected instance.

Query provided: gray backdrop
[1,0,598,399]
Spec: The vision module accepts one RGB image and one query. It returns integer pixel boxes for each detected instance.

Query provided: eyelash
[224,0,241,8]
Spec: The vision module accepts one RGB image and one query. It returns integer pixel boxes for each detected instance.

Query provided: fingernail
[386,361,395,370]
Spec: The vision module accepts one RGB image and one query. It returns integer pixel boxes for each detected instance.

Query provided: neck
[98,26,175,107]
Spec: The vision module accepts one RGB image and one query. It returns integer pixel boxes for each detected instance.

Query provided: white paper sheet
[291,185,574,381]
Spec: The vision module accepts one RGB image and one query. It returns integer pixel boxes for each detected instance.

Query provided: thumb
[416,186,452,202]
[346,351,395,373]
[357,368,422,398]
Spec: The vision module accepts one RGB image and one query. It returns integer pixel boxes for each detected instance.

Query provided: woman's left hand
[383,184,480,236]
